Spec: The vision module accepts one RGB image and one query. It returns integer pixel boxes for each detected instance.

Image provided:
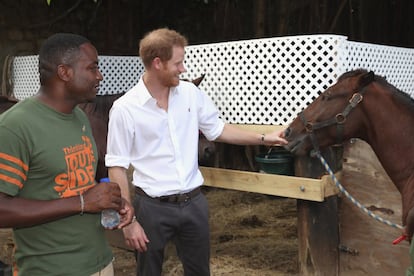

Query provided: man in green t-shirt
[0,33,134,275]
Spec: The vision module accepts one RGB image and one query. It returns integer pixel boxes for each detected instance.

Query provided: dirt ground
[0,187,299,275]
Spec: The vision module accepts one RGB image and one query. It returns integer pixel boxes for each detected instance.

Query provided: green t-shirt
[0,97,113,275]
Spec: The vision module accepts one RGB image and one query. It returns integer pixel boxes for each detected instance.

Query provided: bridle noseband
[299,75,374,157]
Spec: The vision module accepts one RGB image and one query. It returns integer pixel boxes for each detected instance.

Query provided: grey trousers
[133,191,210,276]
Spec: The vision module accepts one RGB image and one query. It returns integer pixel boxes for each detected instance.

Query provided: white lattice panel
[12,55,145,100]
[182,35,346,125]
[98,56,145,95]
[11,35,414,125]
[338,41,414,98]
[12,55,40,100]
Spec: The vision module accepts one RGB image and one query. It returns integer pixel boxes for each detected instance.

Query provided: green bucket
[255,147,295,176]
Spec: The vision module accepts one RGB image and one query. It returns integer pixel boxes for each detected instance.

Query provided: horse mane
[337,69,369,81]
[94,93,124,113]
[79,93,124,115]
[338,69,414,110]
[371,72,414,110]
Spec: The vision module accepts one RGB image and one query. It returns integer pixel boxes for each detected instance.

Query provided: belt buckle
[159,191,194,203]
[182,194,191,202]
[159,195,171,202]
[161,194,190,203]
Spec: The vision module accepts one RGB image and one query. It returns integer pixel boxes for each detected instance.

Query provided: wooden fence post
[295,146,343,275]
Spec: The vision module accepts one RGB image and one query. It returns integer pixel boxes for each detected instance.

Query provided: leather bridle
[298,72,374,156]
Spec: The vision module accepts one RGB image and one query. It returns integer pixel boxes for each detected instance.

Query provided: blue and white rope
[315,151,403,230]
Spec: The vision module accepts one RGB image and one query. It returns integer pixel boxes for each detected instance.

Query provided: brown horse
[78,93,124,181]
[284,69,414,233]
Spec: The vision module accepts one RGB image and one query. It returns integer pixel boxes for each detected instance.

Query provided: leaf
[46,0,51,6]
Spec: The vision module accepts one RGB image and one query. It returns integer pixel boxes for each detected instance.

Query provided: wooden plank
[297,196,339,275]
[295,147,342,276]
[324,171,341,197]
[200,166,339,201]
[230,124,286,133]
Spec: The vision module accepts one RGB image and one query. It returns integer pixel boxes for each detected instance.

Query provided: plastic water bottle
[100,177,121,228]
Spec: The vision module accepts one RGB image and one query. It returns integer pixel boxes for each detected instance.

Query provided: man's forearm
[108,166,131,203]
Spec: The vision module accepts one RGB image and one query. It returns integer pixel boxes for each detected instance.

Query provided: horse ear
[358,70,375,88]
[192,74,206,87]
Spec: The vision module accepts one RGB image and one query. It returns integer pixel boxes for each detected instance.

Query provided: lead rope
[314,150,404,230]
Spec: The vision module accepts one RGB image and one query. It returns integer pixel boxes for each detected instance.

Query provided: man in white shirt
[105,28,287,276]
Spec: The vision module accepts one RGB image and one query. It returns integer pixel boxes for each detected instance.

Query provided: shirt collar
[133,76,180,106]
[133,76,152,106]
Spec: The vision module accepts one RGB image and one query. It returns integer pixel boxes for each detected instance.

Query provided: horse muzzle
[284,127,310,155]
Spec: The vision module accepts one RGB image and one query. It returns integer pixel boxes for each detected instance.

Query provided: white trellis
[11,34,414,125]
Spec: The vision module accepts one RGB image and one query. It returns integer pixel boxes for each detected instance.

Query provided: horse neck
[360,85,414,224]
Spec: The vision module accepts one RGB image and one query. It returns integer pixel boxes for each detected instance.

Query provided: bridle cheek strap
[299,91,365,156]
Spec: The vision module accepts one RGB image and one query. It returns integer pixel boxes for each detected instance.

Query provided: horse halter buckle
[305,122,314,132]
[349,93,363,107]
[335,113,346,124]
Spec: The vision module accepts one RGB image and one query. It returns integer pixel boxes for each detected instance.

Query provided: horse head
[285,69,414,229]
[284,69,375,156]
[198,131,217,167]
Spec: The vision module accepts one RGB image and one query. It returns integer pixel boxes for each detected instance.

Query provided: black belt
[135,186,201,203]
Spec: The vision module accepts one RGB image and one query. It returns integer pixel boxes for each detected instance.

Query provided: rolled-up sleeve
[105,104,134,169]
[198,90,225,141]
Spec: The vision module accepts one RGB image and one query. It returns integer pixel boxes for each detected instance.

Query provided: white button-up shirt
[105,77,225,197]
